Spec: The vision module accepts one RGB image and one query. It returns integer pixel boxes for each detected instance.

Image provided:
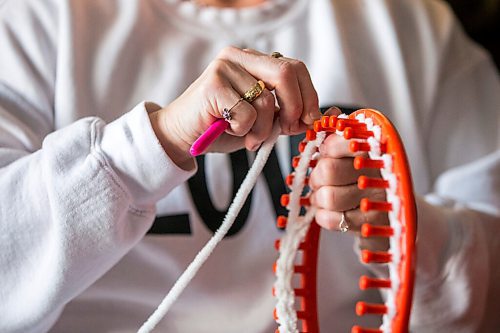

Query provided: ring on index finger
[243,80,265,103]
[222,97,244,122]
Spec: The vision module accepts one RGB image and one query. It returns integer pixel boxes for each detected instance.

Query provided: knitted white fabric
[354,113,400,332]
[274,131,325,333]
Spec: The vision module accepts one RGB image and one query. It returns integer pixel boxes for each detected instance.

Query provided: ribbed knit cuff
[98,102,197,206]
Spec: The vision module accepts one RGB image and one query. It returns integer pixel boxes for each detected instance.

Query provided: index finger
[218,47,320,134]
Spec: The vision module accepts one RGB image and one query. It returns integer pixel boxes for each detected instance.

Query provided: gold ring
[271,51,284,58]
[243,80,265,103]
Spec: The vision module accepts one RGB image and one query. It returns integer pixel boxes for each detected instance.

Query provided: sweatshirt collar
[155,0,308,41]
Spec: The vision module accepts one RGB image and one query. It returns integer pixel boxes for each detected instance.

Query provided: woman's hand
[149,46,321,169]
[309,108,389,252]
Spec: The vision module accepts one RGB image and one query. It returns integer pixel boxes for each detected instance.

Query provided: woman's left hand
[308,108,389,252]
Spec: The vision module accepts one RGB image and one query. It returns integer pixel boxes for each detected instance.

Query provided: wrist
[147,104,195,171]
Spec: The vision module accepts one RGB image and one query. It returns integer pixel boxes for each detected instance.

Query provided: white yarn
[364,121,401,333]
[275,113,407,333]
[355,118,400,333]
[138,112,408,333]
[137,122,281,333]
[274,131,326,333]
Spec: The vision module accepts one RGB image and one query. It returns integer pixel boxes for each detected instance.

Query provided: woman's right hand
[148,46,321,169]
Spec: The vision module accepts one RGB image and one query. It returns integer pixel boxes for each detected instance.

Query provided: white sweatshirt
[0,0,499,332]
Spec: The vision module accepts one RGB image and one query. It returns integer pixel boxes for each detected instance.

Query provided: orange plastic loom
[273,109,417,333]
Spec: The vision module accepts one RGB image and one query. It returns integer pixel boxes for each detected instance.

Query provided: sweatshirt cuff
[413,195,453,285]
[409,195,489,329]
[98,102,197,207]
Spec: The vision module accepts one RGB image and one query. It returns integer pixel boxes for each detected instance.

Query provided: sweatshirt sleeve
[409,9,500,332]
[403,4,500,331]
[411,156,499,331]
[0,2,196,332]
[361,2,500,331]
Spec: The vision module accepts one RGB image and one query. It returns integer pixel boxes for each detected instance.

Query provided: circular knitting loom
[273,109,417,333]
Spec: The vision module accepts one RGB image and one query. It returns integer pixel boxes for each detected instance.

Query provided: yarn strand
[137,122,281,333]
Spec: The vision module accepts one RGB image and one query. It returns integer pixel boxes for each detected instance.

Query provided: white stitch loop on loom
[275,113,407,333]
[367,122,399,333]
[275,131,325,333]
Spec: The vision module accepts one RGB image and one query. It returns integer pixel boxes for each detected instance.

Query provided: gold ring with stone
[339,212,349,233]
[243,80,265,103]
[222,97,244,122]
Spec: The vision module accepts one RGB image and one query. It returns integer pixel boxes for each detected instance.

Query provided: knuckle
[204,65,227,92]
[317,186,335,206]
[290,103,303,118]
[308,172,319,190]
[312,160,327,181]
[277,61,295,81]
[258,90,276,109]
[208,58,229,77]
[322,158,339,176]
[290,59,306,69]
[242,47,256,54]
[217,45,239,59]
[333,157,346,174]
[201,79,225,99]
[254,89,276,114]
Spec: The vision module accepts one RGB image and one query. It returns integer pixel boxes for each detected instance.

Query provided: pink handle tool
[190,119,229,156]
